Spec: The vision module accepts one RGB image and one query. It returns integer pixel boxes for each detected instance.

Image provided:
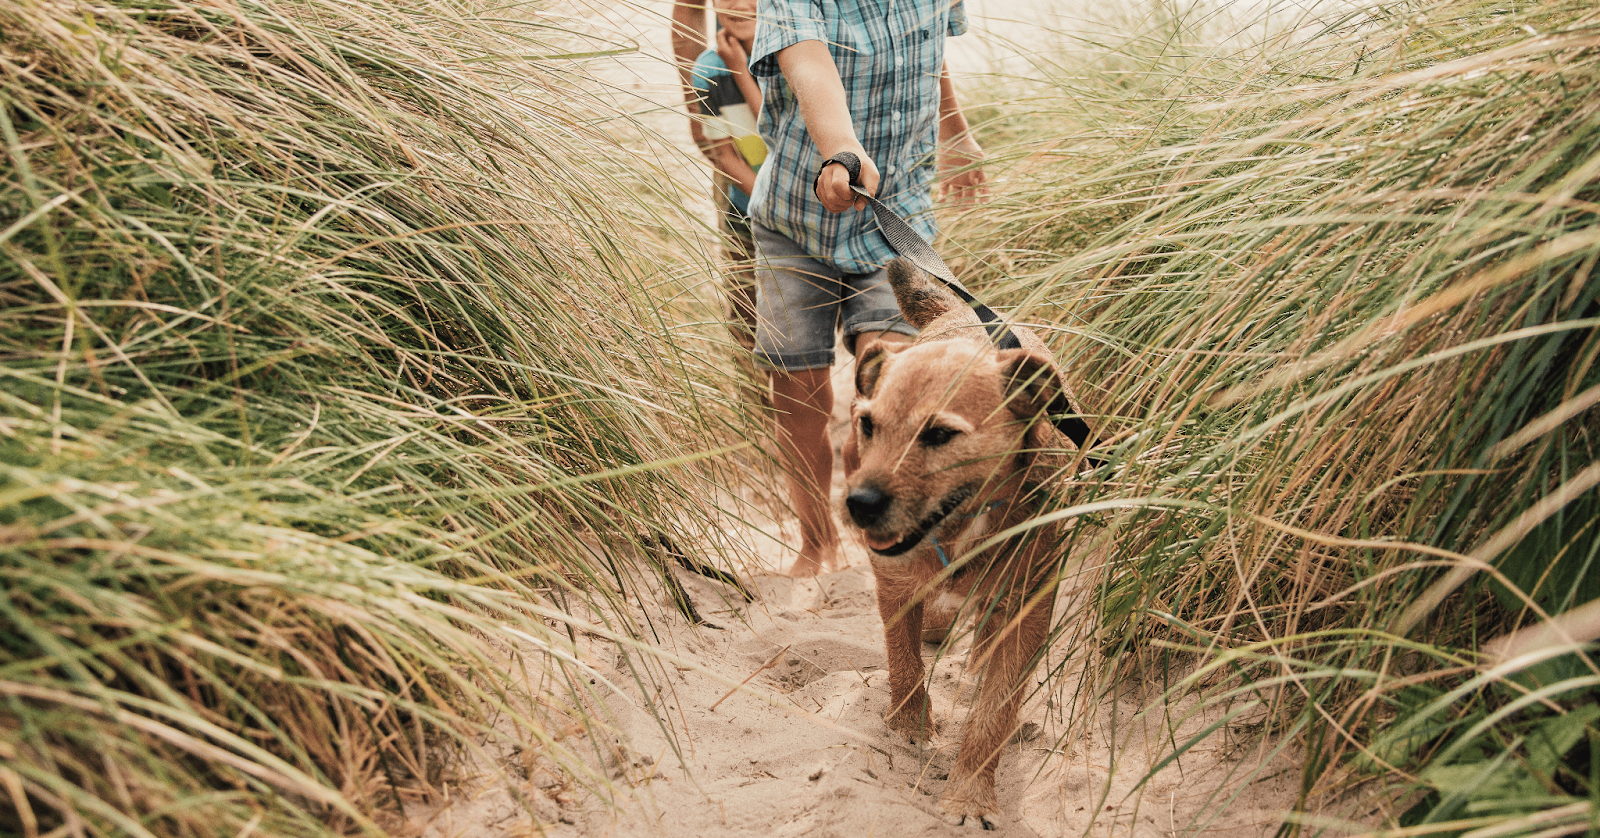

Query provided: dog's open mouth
[863,485,976,557]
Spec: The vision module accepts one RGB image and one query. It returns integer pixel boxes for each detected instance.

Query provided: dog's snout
[846,485,893,527]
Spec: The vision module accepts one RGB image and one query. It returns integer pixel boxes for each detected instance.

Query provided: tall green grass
[951,0,1600,832]
[1,0,743,834]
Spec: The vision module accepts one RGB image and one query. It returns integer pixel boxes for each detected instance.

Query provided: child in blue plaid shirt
[745,0,989,576]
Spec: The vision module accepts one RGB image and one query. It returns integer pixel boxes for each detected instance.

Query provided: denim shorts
[752,223,915,371]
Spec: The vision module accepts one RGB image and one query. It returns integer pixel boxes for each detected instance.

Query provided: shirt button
[892,111,902,121]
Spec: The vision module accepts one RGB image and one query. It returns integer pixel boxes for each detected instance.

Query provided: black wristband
[812,151,863,197]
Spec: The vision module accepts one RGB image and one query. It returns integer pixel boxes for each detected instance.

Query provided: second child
[679,0,767,359]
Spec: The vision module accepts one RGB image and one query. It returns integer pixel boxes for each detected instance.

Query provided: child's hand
[715,28,749,73]
[938,135,990,205]
[816,148,878,213]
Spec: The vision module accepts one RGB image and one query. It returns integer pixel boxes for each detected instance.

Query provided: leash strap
[817,152,1104,462]
[818,152,1018,349]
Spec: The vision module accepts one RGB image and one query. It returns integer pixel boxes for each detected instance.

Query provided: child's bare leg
[771,366,838,576]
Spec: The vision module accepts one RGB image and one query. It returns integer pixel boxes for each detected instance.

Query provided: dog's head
[843,337,1065,558]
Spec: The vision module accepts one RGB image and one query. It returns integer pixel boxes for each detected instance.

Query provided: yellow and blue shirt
[748,0,968,273]
[692,49,769,217]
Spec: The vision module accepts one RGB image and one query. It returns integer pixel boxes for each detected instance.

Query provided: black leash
[817,151,1104,463]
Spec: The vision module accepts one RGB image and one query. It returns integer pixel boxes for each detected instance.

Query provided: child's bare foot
[786,542,837,577]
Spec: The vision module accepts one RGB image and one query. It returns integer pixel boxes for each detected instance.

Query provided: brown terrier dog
[842,257,1086,829]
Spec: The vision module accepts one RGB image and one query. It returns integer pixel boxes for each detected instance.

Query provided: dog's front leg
[875,575,938,741]
[940,586,1053,827]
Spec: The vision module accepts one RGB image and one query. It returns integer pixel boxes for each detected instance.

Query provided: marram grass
[949,0,1600,833]
[1,0,744,834]
[10,0,1600,833]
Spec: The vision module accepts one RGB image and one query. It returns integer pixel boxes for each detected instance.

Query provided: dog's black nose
[846,485,893,528]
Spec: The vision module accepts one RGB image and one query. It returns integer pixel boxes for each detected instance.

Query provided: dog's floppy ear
[886,257,968,329]
[999,349,1068,424]
[855,340,901,397]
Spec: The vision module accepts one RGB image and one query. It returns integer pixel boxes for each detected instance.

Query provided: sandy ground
[409,500,1301,837]
[406,4,1305,835]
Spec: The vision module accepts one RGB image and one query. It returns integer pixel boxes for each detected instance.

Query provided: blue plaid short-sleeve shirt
[747,0,968,274]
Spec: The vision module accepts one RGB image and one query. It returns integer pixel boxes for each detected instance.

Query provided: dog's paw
[939,792,1001,831]
[884,687,938,740]
[884,703,941,743]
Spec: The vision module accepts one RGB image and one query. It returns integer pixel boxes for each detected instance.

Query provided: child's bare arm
[776,39,877,213]
[937,65,989,204]
[716,29,764,123]
[704,138,759,197]
[671,3,709,148]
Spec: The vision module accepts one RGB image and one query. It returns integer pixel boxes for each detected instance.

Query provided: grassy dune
[951,0,1600,831]
[0,0,744,834]
[6,0,1599,833]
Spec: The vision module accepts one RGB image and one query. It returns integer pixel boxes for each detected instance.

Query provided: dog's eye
[859,414,874,439]
[918,425,959,447]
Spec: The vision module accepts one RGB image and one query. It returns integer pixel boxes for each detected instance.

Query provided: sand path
[414,529,1298,836]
